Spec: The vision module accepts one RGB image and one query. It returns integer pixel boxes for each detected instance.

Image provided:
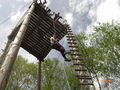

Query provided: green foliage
[42,58,80,90]
[42,59,63,90]
[6,56,80,90]
[6,56,37,90]
[63,64,80,90]
[76,22,120,89]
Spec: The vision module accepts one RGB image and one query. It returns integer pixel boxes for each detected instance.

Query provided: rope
[63,64,72,90]
[0,2,32,53]
[0,2,31,26]
[55,37,72,90]
[52,20,56,34]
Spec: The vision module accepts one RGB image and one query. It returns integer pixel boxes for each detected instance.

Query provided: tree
[41,58,80,90]
[63,63,81,90]
[6,56,37,90]
[76,22,120,89]
[6,56,80,90]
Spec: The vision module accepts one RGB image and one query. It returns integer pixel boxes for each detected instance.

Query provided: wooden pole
[0,27,18,67]
[38,60,42,90]
[0,6,30,67]
[0,2,35,90]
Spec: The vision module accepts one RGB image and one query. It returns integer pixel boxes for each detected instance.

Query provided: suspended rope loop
[52,19,58,35]
[54,37,72,90]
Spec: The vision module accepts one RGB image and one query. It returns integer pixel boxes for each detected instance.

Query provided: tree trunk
[0,3,35,90]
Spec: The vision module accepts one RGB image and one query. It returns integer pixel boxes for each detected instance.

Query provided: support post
[0,27,18,67]
[38,60,42,90]
[0,4,31,67]
[0,2,35,90]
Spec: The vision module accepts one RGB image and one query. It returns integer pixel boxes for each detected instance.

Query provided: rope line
[56,37,72,90]
[0,2,31,26]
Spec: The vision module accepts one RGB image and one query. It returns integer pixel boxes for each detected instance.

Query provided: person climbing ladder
[50,34,70,61]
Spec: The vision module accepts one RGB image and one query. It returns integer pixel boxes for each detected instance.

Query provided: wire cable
[0,2,31,26]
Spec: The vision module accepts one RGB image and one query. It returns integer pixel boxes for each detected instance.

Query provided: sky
[0,0,120,63]
[0,0,120,89]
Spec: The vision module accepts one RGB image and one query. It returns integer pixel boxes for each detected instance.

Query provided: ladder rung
[72,58,83,60]
[67,38,76,42]
[79,83,93,85]
[73,63,84,66]
[67,33,73,35]
[67,39,76,41]
[66,34,74,36]
[70,49,79,52]
[75,69,87,71]
[68,42,77,44]
[67,30,72,32]
[71,51,81,55]
[69,46,78,48]
[78,77,92,79]
[65,51,71,54]
[71,53,81,56]
[66,35,74,38]
[69,45,77,47]
[69,48,78,50]
[68,41,76,44]
[67,27,71,29]
[76,75,92,79]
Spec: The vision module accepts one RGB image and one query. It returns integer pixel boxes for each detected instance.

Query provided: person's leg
[52,43,70,61]
[60,50,67,59]
[51,44,60,50]
[57,44,68,60]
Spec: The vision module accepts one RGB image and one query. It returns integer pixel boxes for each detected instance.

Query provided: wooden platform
[18,4,67,60]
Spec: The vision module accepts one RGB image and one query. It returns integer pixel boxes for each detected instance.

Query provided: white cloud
[16,0,21,2]
[97,0,120,23]
[69,0,96,13]
[46,0,51,6]
[0,4,2,8]
[24,0,31,2]
[65,13,73,26]
[23,0,31,2]
[16,0,31,3]
[10,11,22,23]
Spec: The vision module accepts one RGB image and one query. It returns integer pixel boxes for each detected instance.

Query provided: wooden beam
[0,3,35,90]
[38,60,42,90]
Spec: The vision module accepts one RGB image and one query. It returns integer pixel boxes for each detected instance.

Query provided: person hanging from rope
[50,33,70,61]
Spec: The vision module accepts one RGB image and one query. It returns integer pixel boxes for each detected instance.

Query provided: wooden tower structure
[0,0,96,90]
